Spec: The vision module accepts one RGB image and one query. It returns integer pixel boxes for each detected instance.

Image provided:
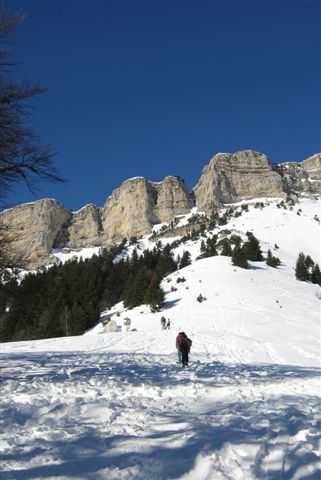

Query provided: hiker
[161,316,167,330]
[166,318,171,330]
[176,332,192,366]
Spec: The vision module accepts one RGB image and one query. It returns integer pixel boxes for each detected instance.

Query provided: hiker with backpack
[176,332,192,366]
[160,316,167,330]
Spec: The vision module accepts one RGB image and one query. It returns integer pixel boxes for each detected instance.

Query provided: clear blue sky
[8,0,321,210]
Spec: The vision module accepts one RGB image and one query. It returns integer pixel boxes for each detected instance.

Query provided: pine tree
[311,264,321,286]
[230,235,242,247]
[295,253,309,281]
[232,246,249,269]
[220,238,232,256]
[124,268,148,308]
[304,255,315,279]
[180,251,191,268]
[144,276,164,312]
[243,232,263,261]
[266,249,281,268]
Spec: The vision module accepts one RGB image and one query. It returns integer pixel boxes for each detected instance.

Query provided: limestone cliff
[275,153,321,195]
[193,150,284,213]
[1,149,320,270]
[102,176,191,244]
[64,204,102,248]
[0,199,71,268]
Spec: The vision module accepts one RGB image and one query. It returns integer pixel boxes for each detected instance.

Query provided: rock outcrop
[0,199,70,268]
[65,204,102,248]
[275,153,321,195]
[151,176,193,223]
[102,176,191,244]
[1,150,320,269]
[193,150,284,213]
[0,176,191,268]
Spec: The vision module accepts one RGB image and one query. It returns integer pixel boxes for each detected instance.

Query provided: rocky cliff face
[63,204,102,249]
[0,176,191,268]
[102,176,191,244]
[193,150,284,213]
[275,153,321,196]
[0,199,71,268]
[1,150,320,269]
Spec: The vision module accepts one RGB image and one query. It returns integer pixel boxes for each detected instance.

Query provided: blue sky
[7,0,321,210]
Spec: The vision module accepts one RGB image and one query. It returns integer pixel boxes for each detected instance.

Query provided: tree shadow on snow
[162,298,181,310]
[0,354,320,479]
[0,352,319,388]
[0,394,320,479]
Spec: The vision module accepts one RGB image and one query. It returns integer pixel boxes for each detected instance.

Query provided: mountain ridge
[1,149,320,269]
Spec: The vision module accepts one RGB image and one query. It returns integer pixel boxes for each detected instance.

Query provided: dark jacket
[176,333,192,352]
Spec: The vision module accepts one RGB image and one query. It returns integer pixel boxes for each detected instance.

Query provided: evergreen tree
[295,253,309,281]
[230,235,242,247]
[242,232,263,261]
[199,236,217,258]
[220,238,232,256]
[266,249,281,268]
[144,276,164,312]
[123,268,149,309]
[311,264,321,286]
[232,246,249,269]
[131,248,139,266]
[304,255,315,270]
[180,251,191,268]
[304,255,315,279]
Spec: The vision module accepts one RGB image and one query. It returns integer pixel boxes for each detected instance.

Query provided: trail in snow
[0,352,320,480]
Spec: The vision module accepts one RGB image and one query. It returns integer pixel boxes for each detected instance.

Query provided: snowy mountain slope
[1,197,320,479]
[4,254,319,367]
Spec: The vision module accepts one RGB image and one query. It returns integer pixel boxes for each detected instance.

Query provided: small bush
[176,276,186,283]
[197,293,206,303]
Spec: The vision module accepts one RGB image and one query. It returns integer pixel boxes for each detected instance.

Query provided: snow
[222,199,320,264]
[51,246,102,264]
[152,222,169,233]
[0,197,320,479]
[72,203,98,214]
[124,176,145,183]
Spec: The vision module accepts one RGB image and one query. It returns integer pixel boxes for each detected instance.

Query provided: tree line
[0,245,178,342]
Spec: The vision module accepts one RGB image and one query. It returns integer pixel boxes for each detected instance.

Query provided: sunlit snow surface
[1,198,320,479]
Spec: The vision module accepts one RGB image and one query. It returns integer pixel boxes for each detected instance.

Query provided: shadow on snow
[0,353,320,479]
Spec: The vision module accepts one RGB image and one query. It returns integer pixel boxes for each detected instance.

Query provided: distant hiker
[124,317,131,332]
[161,316,167,330]
[166,318,171,330]
[176,332,192,366]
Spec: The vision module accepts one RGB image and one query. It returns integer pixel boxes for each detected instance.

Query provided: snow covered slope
[1,198,320,479]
